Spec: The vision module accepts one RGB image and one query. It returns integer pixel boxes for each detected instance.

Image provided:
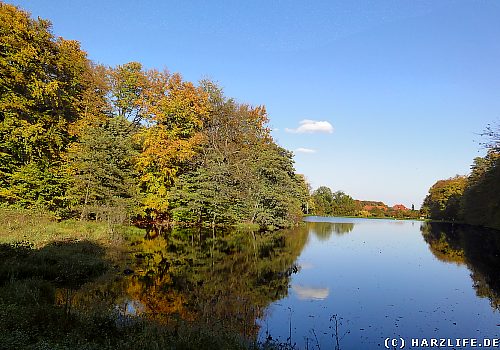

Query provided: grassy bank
[0,208,296,350]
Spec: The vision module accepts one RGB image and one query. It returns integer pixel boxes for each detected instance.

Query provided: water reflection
[61,226,309,340]
[307,222,354,240]
[42,219,500,348]
[262,218,500,349]
[421,222,500,310]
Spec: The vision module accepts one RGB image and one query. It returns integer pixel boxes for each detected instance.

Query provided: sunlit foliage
[1,4,308,229]
[421,175,467,221]
[422,123,500,230]
[310,187,358,217]
[0,3,89,214]
[460,148,500,230]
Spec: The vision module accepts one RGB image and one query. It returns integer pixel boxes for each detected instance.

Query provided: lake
[258,216,500,348]
[51,216,500,348]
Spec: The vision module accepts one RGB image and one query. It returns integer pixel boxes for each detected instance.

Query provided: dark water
[57,217,500,348]
[259,217,500,348]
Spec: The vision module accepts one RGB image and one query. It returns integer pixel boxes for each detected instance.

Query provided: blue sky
[9,0,500,208]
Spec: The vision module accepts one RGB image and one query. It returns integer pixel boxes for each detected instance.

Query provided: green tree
[110,62,148,125]
[70,63,112,134]
[0,4,310,229]
[421,123,500,229]
[246,143,308,228]
[135,71,209,223]
[330,191,357,216]
[422,175,467,221]
[170,82,308,229]
[461,149,500,230]
[169,82,248,226]
[0,3,90,214]
[311,186,334,216]
[66,117,140,223]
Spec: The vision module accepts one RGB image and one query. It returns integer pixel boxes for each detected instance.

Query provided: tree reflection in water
[307,222,354,241]
[421,222,500,310]
[64,226,309,340]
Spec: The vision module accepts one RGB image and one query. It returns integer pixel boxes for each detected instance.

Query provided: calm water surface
[50,217,500,349]
[259,217,500,348]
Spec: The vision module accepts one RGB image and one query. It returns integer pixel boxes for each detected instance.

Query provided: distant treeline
[0,3,309,229]
[309,186,420,219]
[421,124,500,230]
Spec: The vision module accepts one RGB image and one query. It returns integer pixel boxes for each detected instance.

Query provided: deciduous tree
[422,176,467,221]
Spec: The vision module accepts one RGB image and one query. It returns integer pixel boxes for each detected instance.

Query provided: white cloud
[285,119,334,134]
[292,285,329,300]
[295,147,317,154]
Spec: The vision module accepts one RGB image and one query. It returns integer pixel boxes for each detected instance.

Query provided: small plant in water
[329,314,350,350]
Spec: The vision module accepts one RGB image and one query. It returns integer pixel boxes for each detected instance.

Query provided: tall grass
[0,207,144,248]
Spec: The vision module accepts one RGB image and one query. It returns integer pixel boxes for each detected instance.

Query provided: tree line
[422,124,500,230]
[308,186,420,219]
[0,3,309,230]
[7,2,496,232]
